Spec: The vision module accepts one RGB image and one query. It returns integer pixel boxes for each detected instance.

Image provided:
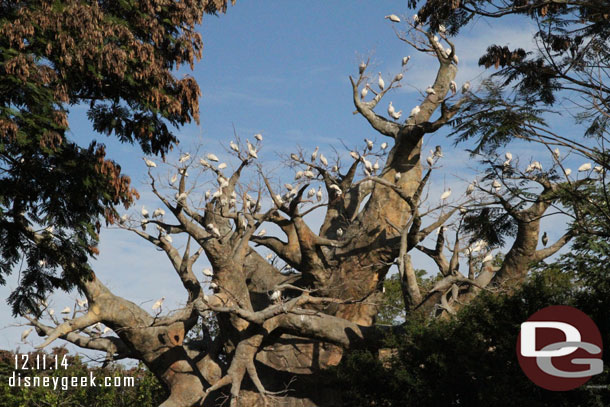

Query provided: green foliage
[0,348,166,406]
[335,248,610,406]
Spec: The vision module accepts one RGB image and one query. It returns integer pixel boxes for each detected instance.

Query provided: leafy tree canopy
[0,0,233,315]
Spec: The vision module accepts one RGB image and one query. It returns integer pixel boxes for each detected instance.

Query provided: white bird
[336,228,343,237]
[385,14,401,23]
[462,81,470,93]
[320,154,328,166]
[449,81,457,95]
[565,168,572,176]
[331,165,339,172]
[77,298,87,308]
[402,56,410,66]
[274,194,284,205]
[269,290,282,301]
[433,145,443,158]
[365,139,374,150]
[210,282,218,289]
[212,190,222,199]
[594,166,603,173]
[153,208,165,218]
[361,85,369,99]
[178,168,188,176]
[492,180,502,191]
[381,142,388,150]
[207,153,219,162]
[254,133,263,141]
[141,206,149,218]
[578,163,592,172]
[217,163,227,170]
[61,306,70,314]
[395,172,402,182]
[466,182,475,195]
[438,24,446,33]
[409,105,420,117]
[290,153,299,161]
[363,159,374,173]
[170,173,178,185]
[21,328,33,342]
[48,308,54,316]
[387,102,396,117]
[378,72,385,90]
[230,141,239,152]
[390,109,402,120]
[284,183,294,191]
[426,156,434,166]
[505,152,513,162]
[311,146,319,162]
[425,86,436,95]
[152,297,165,311]
[330,184,342,195]
[304,170,315,178]
[202,268,213,277]
[179,153,191,163]
[413,14,419,22]
[295,171,304,179]
[316,186,323,202]
[307,188,316,198]
[553,148,560,159]
[373,160,380,171]
[199,158,210,168]
[359,61,366,74]
[394,73,403,82]
[350,151,360,160]
[247,140,258,159]
[143,158,157,168]
[440,188,452,200]
[176,192,188,202]
[206,223,221,238]
[257,229,266,237]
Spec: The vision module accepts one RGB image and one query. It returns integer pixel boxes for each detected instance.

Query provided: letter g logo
[517,306,603,391]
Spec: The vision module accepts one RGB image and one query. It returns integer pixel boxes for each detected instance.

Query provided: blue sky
[0,2,583,357]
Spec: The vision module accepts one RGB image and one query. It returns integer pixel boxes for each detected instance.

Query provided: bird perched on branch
[268,289,282,302]
[143,158,156,168]
[21,328,33,342]
[359,61,366,74]
[385,14,400,23]
[541,232,548,247]
[152,297,165,312]
[378,73,385,90]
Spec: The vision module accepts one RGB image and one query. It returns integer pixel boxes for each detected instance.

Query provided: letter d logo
[517,305,603,391]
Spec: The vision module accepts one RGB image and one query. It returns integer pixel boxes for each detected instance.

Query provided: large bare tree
[20,17,593,407]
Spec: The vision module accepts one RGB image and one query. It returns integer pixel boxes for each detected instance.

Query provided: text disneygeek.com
[8,354,134,390]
